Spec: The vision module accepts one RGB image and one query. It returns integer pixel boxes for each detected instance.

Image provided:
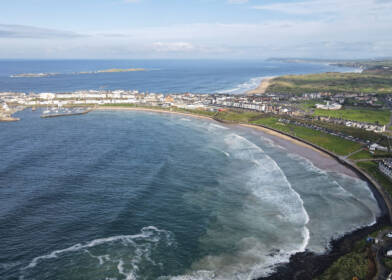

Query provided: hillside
[266,72,392,94]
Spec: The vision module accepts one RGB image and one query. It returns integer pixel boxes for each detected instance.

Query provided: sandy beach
[246,76,275,95]
[239,123,359,178]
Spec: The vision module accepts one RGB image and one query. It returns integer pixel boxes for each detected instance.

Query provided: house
[379,159,392,180]
[369,143,388,152]
[315,101,342,110]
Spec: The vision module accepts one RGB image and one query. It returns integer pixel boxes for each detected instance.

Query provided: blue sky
[0,0,391,59]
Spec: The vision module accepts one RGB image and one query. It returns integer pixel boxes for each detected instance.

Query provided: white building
[379,159,392,180]
[315,101,342,110]
[39,93,56,100]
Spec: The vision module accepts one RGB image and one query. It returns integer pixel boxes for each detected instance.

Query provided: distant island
[10,68,146,78]
[10,73,58,78]
[80,68,146,74]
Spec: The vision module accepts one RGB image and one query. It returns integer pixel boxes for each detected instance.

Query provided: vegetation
[214,110,262,123]
[301,119,389,146]
[357,161,392,195]
[349,150,374,160]
[297,100,321,112]
[251,117,362,155]
[266,72,392,94]
[313,108,390,125]
[315,239,372,280]
[349,150,391,161]
[384,257,392,271]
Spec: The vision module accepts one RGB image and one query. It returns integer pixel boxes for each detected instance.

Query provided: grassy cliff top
[266,72,392,94]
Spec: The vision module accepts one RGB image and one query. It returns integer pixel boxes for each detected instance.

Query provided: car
[386,232,392,238]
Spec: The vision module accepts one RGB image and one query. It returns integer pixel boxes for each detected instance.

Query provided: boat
[41,107,94,118]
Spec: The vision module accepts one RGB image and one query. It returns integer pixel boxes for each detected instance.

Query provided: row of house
[379,159,392,180]
[316,116,387,133]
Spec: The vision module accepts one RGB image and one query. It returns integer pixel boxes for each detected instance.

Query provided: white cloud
[228,0,249,4]
[153,42,195,52]
[252,0,392,16]
[0,0,391,58]
[0,24,84,39]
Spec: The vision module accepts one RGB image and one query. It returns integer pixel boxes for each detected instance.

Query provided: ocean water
[0,59,356,94]
[0,109,380,280]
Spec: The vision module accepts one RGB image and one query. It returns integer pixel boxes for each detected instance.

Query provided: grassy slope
[357,161,392,195]
[299,119,389,145]
[266,72,392,94]
[251,117,362,155]
[313,108,390,125]
[349,150,391,161]
[349,150,373,160]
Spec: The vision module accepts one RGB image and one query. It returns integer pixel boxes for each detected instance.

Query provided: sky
[0,0,391,59]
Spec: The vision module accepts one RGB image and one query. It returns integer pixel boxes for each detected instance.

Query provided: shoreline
[97,106,213,121]
[95,106,389,279]
[246,77,275,95]
[238,123,359,178]
[257,215,389,280]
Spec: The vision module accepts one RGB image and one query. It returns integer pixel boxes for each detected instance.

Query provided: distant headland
[10,68,146,78]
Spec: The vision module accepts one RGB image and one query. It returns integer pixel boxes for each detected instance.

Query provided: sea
[0,59,357,94]
[0,60,378,280]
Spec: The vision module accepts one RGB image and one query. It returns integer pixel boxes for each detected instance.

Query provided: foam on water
[0,111,382,280]
[22,226,174,280]
[176,133,311,279]
[217,77,264,94]
[283,152,380,252]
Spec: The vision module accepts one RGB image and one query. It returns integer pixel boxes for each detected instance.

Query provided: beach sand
[95,106,385,280]
[239,124,359,178]
[246,77,275,95]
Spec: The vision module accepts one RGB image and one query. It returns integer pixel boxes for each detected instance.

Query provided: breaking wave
[22,227,175,280]
[177,133,311,279]
[216,77,263,94]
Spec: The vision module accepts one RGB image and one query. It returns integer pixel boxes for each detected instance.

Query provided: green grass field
[349,150,391,161]
[214,110,263,123]
[266,72,392,94]
[313,108,390,125]
[356,161,392,195]
[251,117,362,155]
[349,150,373,160]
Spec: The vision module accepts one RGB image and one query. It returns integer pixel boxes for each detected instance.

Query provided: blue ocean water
[0,109,380,280]
[0,59,356,94]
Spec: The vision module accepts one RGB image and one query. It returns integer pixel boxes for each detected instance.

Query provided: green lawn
[356,161,392,195]
[313,108,391,125]
[214,110,263,123]
[251,117,362,155]
[308,120,389,146]
[297,100,321,112]
[349,150,391,160]
[266,72,392,94]
[349,150,373,160]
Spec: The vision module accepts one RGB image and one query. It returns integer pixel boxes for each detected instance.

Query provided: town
[1,88,389,131]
